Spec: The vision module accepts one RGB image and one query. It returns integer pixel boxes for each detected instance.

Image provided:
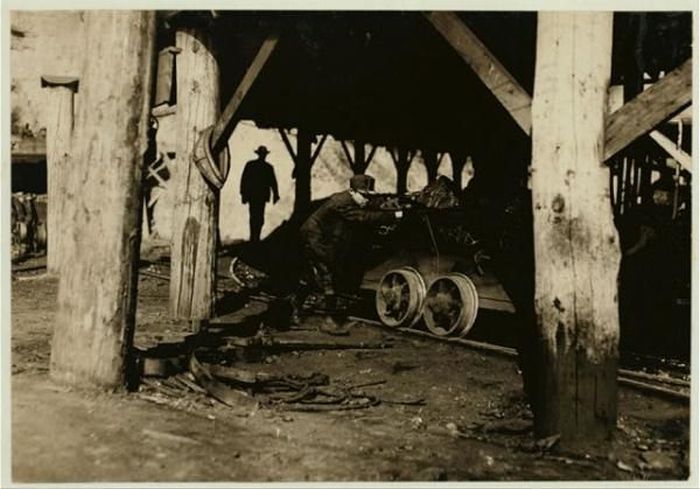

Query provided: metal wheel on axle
[423,273,479,337]
[375,267,427,328]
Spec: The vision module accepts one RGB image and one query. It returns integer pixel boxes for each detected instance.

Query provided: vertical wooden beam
[41,76,79,276]
[422,149,439,183]
[604,58,692,161]
[449,150,467,189]
[624,154,635,211]
[210,34,278,154]
[279,128,297,162]
[530,12,619,442]
[169,24,220,323]
[639,154,652,206]
[50,11,155,388]
[391,147,413,194]
[294,128,313,214]
[354,140,366,175]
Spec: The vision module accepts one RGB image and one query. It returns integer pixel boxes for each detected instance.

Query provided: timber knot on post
[553,297,566,314]
[564,170,575,187]
[551,194,566,214]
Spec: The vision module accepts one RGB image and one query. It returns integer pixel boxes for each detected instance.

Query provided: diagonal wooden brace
[425,11,532,135]
[604,58,692,160]
[427,12,692,166]
[649,130,692,172]
[210,34,279,154]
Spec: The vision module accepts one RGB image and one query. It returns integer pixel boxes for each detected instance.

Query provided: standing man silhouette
[240,145,280,243]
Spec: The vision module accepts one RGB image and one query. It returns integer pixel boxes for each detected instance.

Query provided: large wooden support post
[422,149,439,183]
[391,148,412,194]
[530,12,619,442]
[295,128,313,214]
[396,152,410,194]
[50,11,155,388]
[170,24,220,322]
[450,150,467,189]
[41,76,79,275]
[340,140,374,175]
[354,140,366,175]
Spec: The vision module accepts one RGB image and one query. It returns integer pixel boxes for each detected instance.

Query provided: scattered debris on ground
[10,265,691,482]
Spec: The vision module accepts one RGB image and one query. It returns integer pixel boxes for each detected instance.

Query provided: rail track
[348,315,690,404]
[76,263,695,404]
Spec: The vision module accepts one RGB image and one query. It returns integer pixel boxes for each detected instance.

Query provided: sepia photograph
[2,1,697,486]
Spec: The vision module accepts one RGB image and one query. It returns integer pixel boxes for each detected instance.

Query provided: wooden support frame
[279,128,297,162]
[211,34,279,154]
[340,140,376,175]
[169,24,220,322]
[279,129,327,171]
[425,11,532,135]
[529,11,619,443]
[427,12,692,164]
[364,145,378,173]
[604,58,692,161]
[449,150,467,189]
[50,11,156,389]
[340,140,355,170]
[649,130,691,173]
[311,134,328,165]
[279,128,326,213]
[41,75,79,276]
[294,128,314,213]
[354,141,366,174]
[422,149,439,183]
[389,147,416,167]
[390,147,415,194]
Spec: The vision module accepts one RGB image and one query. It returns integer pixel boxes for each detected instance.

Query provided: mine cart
[358,179,516,337]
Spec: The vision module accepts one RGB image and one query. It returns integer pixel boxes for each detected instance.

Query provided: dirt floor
[9,255,691,483]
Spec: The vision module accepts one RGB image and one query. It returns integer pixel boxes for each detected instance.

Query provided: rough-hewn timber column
[450,150,467,189]
[354,140,366,175]
[294,128,313,214]
[422,149,439,183]
[396,161,409,194]
[170,22,220,322]
[530,12,619,442]
[41,75,78,276]
[392,148,412,194]
[50,11,155,388]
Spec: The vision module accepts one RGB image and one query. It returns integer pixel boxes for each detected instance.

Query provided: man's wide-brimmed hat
[349,174,376,194]
[254,145,270,156]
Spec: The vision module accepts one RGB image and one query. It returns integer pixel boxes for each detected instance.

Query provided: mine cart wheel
[35,222,47,249]
[375,266,426,328]
[423,273,479,337]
